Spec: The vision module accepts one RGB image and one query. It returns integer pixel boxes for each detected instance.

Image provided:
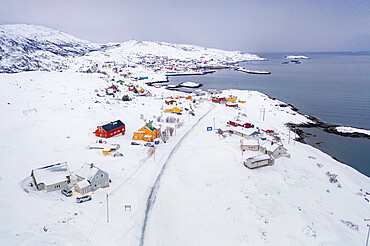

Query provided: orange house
[165,107,181,113]
[132,121,161,142]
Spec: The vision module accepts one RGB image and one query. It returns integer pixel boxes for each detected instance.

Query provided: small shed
[225,102,238,108]
[243,154,274,169]
[31,162,71,192]
[165,100,177,105]
[165,107,181,113]
[95,120,125,138]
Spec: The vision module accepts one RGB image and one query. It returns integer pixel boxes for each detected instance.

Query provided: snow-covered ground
[0,71,369,246]
[335,126,370,136]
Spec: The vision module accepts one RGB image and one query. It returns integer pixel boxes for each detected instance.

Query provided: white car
[76,195,92,203]
[61,188,72,197]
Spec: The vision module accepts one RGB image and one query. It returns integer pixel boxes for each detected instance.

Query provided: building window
[96,176,98,180]
[101,174,104,178]
[95,184,97,187]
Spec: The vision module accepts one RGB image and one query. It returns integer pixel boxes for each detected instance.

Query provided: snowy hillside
[82,40,264,65]
[0,24,105,73]
[0,24,263,74]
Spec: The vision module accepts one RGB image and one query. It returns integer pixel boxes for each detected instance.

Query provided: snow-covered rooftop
[247,154,272,163]
[32,162,70,186]
[76,163,100,182]
[241,139,259,146]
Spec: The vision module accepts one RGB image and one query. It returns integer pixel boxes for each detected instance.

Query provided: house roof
[260,140,285,152]
[32,162,71,186]
[77,179,91,189]
[241,139,259,146]
[250,131,262,136]
[76,163,100,182]
[145,121,156,131]
[247,154,272,163]
[101,120,125,133]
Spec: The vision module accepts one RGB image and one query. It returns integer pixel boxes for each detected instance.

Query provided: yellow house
[165,107,181,113]
[227,96,237,102]
[133,121,161,142]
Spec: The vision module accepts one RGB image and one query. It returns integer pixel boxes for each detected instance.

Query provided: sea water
[168,52,370,176]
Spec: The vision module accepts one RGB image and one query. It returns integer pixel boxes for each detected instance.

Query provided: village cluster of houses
[78,53,228,83]
[241,138,288,169]
[28,94,170,195]
[218,118,288,169]
[212,95,246,108]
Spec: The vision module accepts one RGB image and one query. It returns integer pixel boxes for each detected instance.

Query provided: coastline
[165,72,369,176]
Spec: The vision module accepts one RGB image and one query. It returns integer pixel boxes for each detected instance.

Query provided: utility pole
[213,117,215,130]
[260,108,266,121]
[365,219,370,246]
[288,130,291,145]
[106,194,109,223]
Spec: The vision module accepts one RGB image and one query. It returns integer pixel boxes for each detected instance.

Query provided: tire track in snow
[139,104,215,246]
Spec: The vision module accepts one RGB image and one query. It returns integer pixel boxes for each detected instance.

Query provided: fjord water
[169,52,370,176]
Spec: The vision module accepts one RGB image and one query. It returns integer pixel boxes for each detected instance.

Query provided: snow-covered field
[0,71,369,246]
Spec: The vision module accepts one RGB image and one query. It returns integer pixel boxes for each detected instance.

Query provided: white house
[74,163,109,194]
[260,140,288,159]
[243,154,274,169]
[31,162,71,192]
[241,139,260,152]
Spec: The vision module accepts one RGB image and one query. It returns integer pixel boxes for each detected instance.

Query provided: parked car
[76,195,92,203]
[154,140,160,145]
[144,142,154,147]
[177,112,182,115]
[131,142,140,145]
[189,111,195,116]
[61,188,72,197]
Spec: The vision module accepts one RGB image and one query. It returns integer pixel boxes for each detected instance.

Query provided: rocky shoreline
[284,108,370,142]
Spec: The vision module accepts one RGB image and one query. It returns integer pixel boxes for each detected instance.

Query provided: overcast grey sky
[0,0,369,52]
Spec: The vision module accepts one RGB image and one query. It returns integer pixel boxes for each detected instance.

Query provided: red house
[227,121,254,128]
[95,120,125,138]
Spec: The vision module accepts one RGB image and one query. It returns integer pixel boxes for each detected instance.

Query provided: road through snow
[139,103,215,246]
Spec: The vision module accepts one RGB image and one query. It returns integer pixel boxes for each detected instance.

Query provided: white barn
[243,154,274,169]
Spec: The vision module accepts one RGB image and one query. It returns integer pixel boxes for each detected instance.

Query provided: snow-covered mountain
[0,24,263,73]
[84,39,263,64]
[0,24,106,73]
